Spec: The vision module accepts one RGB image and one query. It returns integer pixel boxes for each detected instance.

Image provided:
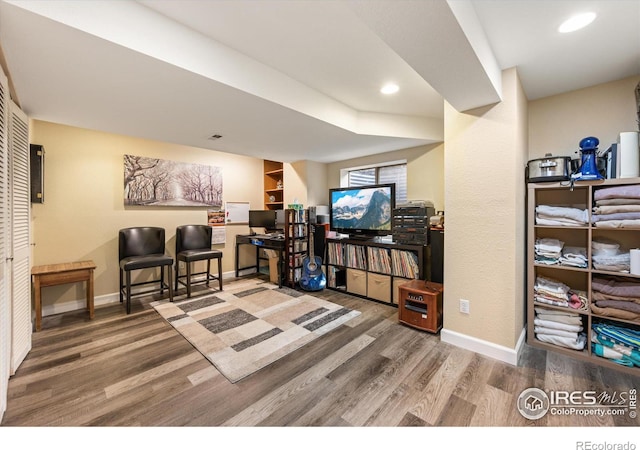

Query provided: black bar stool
[118,227,174,314]
[175,225,223,297]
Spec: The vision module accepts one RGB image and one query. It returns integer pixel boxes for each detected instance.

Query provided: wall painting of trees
[124,155,223,207]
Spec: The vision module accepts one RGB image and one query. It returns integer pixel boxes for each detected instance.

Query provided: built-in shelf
[264,160,284,210]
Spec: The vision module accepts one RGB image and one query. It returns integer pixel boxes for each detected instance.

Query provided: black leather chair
[175,225,223,297]
[119,227,174,314]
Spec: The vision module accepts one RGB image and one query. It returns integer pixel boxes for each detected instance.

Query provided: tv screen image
[329,183,395,237]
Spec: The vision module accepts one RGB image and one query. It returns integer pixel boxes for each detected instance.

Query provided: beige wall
[326,143,445,211]
[283,160,329,209]
[529,75,640,160]
[30,120,264,310]
[443,67,528,349]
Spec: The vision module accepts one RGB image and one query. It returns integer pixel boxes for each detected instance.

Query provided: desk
[235,235,286,287]
[31,260,96,331]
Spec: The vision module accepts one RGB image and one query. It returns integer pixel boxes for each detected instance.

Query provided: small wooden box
[397,279,443,333]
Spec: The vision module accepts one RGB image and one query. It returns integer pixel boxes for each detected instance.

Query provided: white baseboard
[440,327,526,366]
[41,270,238,318]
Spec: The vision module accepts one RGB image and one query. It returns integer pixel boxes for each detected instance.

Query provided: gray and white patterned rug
[151,278,360,383]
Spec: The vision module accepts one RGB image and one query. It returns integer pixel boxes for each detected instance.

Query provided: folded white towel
[536,217,586,227]
[559,249,588,267]
[536,205,588,223]
[534,318,583,332]
[562,246,587,259]
[534,276,570,295]
[535,297,569,307]
[535,238,564,253]
[534,326,580,338]
[536,314,584,325]
[536,333,586,350]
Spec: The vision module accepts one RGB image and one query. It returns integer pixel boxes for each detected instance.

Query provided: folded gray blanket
[595,299,640,313]
[592,277,640,297]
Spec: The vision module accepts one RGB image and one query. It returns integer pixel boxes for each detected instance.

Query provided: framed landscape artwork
[124,154,223,207]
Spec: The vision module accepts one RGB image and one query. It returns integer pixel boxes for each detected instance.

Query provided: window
[348,163,407,204]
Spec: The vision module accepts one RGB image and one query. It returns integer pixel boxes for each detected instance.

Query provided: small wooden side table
[397,279,443,333]
[31,260,97,331]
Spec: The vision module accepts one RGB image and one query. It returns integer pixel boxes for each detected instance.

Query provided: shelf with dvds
[325,237,427,305]
[527,178,640,375]
[284,208,308,287]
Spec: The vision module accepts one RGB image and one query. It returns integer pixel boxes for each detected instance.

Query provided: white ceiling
[0,0,638,163]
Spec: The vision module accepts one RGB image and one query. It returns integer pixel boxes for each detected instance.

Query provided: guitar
[299,225,326,291]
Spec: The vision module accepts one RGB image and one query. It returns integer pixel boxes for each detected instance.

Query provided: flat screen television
[249,210,277,231]
[329,183,395,238]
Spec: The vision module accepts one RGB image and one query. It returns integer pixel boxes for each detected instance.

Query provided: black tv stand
[345,235,375,241]
[325,237,429,305]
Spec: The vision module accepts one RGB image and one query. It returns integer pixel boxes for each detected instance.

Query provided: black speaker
[430,229,444,283]
[30,144,44,203]
[310,224,326,261]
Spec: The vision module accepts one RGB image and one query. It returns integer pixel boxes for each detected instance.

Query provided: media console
[324,237,428,305]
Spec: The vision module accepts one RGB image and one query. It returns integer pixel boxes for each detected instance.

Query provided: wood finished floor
[2,275,639,427]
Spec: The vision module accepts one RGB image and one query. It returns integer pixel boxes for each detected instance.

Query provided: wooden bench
[31,260,96,331]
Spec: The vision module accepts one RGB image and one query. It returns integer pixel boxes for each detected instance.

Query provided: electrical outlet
[460,299,470,314]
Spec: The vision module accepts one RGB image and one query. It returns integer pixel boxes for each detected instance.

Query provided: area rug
[151,278,360,383]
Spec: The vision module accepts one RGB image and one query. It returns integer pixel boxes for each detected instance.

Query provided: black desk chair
[175,225,223,297]
[119,227,174,314]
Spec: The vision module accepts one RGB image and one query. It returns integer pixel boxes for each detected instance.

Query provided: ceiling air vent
[208,134,223,140]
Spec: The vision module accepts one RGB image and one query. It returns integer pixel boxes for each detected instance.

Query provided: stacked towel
[591,240,630,272]
[534,307,586,350]
[535,205,588,226]
[592,185,640,228]
[535,239,588,269]
[591,277,640,320]
[533,276,587,310]
[534,276,570,307]
[591,322,640,367]
[535,238,563,265]
[559,246,588,268]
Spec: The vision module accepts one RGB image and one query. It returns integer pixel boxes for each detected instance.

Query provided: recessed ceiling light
[380,83,399,95]
[558,12,596,33]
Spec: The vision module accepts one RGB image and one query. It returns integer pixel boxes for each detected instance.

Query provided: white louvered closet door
[8,101,30,372]
[0,58,10,422]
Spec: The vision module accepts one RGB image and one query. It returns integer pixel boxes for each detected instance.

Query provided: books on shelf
[287,208,307,223]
